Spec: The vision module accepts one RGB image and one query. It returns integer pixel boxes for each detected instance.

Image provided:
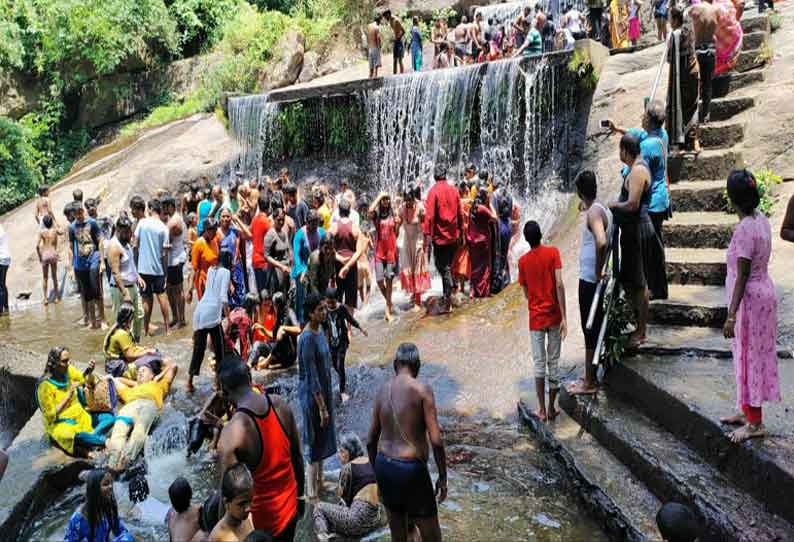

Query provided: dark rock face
[666,260,727,286]
[260,30,305,91]
[664,222,735,249]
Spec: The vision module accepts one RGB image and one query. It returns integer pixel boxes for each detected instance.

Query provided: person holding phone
[37,347,112,458]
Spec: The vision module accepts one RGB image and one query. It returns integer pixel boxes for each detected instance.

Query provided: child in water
[166,477,201,542]
[209,463,255,542]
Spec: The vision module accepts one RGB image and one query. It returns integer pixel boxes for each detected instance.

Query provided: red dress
[452,200,472,280]
[467,204,494,298]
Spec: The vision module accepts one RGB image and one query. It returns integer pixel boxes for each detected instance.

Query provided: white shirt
[192,266,230,330]
[0,225,9,266]
[331,208,361,227]
[167,215,187,267]
[566,10,583,33]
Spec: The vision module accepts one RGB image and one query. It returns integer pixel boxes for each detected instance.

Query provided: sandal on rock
[729,424,767,443]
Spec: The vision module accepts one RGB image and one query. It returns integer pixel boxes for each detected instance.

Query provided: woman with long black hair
[63,468,133,542]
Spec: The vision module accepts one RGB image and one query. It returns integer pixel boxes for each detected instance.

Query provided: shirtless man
[512,7,532,49]
[35,185,54,225]
[37,215,60,305]
[368,343,447,542]
[182,184,202,216]
[469,12,487,62]
[166,477,201,542]
[209,463,255,542]
[248,179,260,212]
[327,198,368,314]
[367,14,383,79]
[384,11,406,75]
[431,19,447,67]
[454,16,470,64]
[688,0,718,125]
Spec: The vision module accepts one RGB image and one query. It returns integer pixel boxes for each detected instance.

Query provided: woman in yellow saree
[37,347,113,457]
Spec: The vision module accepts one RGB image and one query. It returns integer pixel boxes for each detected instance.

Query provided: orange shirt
[192,233,220,300]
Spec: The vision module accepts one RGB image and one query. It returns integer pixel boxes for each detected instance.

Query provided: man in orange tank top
[217,355,305,541]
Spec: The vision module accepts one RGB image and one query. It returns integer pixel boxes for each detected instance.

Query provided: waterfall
[226,53,584,204]
[475,0,587,29]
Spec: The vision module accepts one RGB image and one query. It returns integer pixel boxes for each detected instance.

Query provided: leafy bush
[169,0,240,55]
[0,117,41,214]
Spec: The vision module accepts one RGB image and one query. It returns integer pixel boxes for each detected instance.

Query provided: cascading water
[229,95,280,181]
[475,0,587,29]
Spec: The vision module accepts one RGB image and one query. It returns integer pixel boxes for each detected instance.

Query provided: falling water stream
[474,0,587,29]
[1,52,607,541]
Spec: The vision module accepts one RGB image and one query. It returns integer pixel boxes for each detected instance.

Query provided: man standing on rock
[368,343,447,542]
[162,195,188,328]
[425,162,464,314]
[68,203,103,328]
[135,198,171,336]
[108,215,145,341]
[518,221,567,422]
[688,0,718,125]
[368,14,383,79]
[384,10,406,75]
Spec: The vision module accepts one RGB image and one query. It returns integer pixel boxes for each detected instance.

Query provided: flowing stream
[474,0,587,28]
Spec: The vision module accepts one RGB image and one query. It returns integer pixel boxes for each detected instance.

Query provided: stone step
[713,69,765,99]
[679,149,742,182]
[649,284,727,328]
[608,353,794,527]
[741,31,768,51]
[641,325,730,355]
[560,389,794,542]
[665,247,727,285]
[736,48,767,73]
[664,212,736,249]
[700,121,745,149]
[518,402,662,542]
[709,96,754,122]
[670,180,727,212]
[741,14,770,34]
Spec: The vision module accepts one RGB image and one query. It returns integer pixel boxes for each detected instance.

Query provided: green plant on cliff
[723,169,783,217]
[567,48,598,91]
[169,0,240,55]
[0,117,41,214]
[602,288,634,369]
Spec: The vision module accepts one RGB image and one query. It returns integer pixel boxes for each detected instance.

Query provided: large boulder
[298,51,320,83]
[0,71,44,120]
[261,30,305,91]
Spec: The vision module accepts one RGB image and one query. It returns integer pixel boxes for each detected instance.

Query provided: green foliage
[724,169,783,217]
[119,95,205,137]
[567,48,599,91]
[0,117,41,213]
[169,0,240,54]
[602,288,633,369]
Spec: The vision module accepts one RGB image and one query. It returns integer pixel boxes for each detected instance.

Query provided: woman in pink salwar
[721,170,780,443]
[713,0,743,75]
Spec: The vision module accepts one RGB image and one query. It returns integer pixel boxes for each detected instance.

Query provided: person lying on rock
[37,347,114,458]
[106,361,178,472]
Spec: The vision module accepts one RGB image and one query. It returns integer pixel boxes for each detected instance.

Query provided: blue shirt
[64,510,133,542]
[196,200,213,235]
[291,226,325,279]
[69,219,100,271]
[628,127,670,213]
[134,217,168,276]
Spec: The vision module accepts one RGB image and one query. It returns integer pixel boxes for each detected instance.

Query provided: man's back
[136,217,167,276]
[690,3,717,42]
[367,22,380,47]
[376,375,430,462]
[426,180,461,245]
[518,245,562,331]
[167,505,200,542]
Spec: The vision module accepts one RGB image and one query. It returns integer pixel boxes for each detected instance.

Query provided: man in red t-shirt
[517,221,567,422]
[424,162,463,311]
[251,194,272,295]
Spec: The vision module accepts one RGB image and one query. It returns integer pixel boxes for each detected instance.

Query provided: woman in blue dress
[298,292,337,502]
[410,17,423,72]
[219,208,251,309]
[64,468,133,542]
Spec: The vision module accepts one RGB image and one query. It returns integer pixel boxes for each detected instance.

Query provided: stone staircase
[520,13,794,542]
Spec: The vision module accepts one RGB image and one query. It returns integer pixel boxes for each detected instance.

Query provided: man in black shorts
[368,343,447,542]
[134,198,171,336]
[384,10,405,74]
[68,203,103,328]
[328,198,367,315]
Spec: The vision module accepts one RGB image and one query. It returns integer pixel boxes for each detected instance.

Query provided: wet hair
[199,492,222,533]
[303,292,324,319]
[115,215,133,232]
[203,217,219,232]
[129,196,146,213]
[243,292,260,313]
[656,502,700,542]
[84,198,97,210]
[324,287,338,300]
[219,250,233,270]
[383,10,392,18]
[320,234,334,252]
[394,342,421,377]
[306,209,320,226]
[338,198,351,217]
[190,183,200,193]
[726,169,760,215]
[645,101,666,129]
[244,531,273,542]
[271,192,285,212]
[271,208,285,222]
[186,212,197,225]
[620,133,641,159]
[161,195,177,210]
[374,13,383,23]
[64,201,79,220]
[84,469,120,542]
[434,162,448,180]
[229,183,238,194]
[458,180,469,193]
[45,346,68,376]
[219,354,252,394]
[403,183,421,202]
[339,433,366,460]
[259,289,272,303]
[478,171,489,183]
[42,215,53,229]
[148,198,162,214]
[73,188,84,202]
[670,6,684,25]
[38,185,48,196]
[104,302,136,354]
[471,187,489,220]
[169,477,193,514]
[523,220,542,247]
[221,463,254,501]
[283,183,298,196]
[272,291,287,311]
[575,170,598,201]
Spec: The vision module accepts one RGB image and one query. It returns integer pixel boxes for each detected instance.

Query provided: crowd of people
[365,4,608,79]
